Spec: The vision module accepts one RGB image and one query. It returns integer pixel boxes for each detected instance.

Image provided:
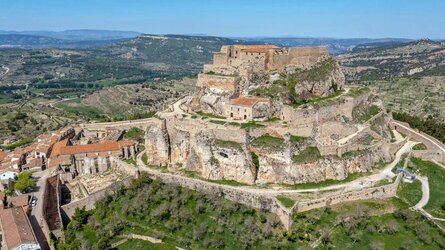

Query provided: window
[230,113,233,118]
[244,115,247,119]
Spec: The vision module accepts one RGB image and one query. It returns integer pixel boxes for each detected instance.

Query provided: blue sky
[0,0,444,39]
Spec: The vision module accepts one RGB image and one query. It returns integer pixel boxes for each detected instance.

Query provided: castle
[140,44,398,186]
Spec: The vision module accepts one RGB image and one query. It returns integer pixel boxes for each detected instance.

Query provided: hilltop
[337,39,445,121]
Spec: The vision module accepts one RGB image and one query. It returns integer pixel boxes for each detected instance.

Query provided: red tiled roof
[0,206,38,249]
[8,195,30,207]
[51,140,136,158]
[229,97,270,107]
[0,151,7,163]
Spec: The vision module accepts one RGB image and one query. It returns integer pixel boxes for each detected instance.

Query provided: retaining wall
[292,173,403,213]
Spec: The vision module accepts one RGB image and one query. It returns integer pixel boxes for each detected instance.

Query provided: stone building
[49,139,137,175]
[0,207,40,250]
[224,96,271,121]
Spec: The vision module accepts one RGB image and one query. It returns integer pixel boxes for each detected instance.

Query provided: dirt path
[137,140,414,196]
[413,176,430,210]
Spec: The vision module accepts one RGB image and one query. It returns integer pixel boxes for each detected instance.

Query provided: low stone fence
[412,150,445,163]
[137,166,293,230]
[60,176,134,218]
[393,120,445,164]
[292,173,403,213]
[78,118,160,132]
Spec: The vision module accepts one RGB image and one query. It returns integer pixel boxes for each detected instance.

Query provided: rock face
[144,120,169,165]
[255,148,390,184]
[186,132,255,184]
[294,60,345,97]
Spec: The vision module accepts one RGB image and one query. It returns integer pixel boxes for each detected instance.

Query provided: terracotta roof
[0,207,38,249]
[51,140,136,157]
[0,151,7,163]
[8,195,30,207]
[235,45,279,53]
[23,158,43,168]
[229,97,270,107]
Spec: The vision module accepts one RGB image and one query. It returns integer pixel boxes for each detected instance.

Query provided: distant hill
[0,34,132,49]
[0,34,254,86]
[239,37,412,54]
[337,38,445,81]
[0,29,140,41]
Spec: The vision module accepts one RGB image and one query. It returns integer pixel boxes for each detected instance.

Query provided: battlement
[207,45,329,75]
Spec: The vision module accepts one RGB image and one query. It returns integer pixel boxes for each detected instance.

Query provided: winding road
[0,65,9,78]
[136,140,416,196]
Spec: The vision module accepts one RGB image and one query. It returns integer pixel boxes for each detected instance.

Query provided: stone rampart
[137,166,292,229]
[292,173,402,213]
[393,120,445,163]
[267,47,328,71]
[197,73,240,92]
[61,176,134,218]
[78,118,161,132]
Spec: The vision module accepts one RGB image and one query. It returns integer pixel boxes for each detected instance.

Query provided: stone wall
[61,176,134,218]
[267,47,328,71]
[393,120,445,163]
[197,73,240,92]
[292,173,403,213]
[137,166,293,229]
[78,118,161,132]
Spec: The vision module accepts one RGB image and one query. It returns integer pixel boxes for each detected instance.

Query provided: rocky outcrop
[256,148,390,184]
[144,120,169,165]
[185,132,255,184]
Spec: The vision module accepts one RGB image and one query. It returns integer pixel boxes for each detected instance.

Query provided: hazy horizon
[1,0,444,39]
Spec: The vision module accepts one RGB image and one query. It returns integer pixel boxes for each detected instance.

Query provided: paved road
[30,170,50,250]
[413,176,429,210]
[0,65,9,78]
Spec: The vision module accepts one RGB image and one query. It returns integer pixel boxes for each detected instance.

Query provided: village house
[49,139,137,175]
[224,96,271,121]
[0,207,40,250]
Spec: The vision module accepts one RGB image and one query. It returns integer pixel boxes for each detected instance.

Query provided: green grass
[124,127,144,143]
[56,103,102,116]
[292,89,345,108]
[123,158,137,166]
[117,239,176,250]
[292,146,321,164]
[251,133,285,150]
[251,152,259,171]
[240,121,265,129]
[346,86,371,97]
[209,119,226,125]
[290,135,306,144]
[397,179,423,207]
[3,138,33,150]
[141,153,148,166]
[276,195,295,208]
[195,111,225,119]
[413,143,428,150]
[410,158,445,218]
[207,179,247,186]
[356,105,381,123]
[214,139,243,151]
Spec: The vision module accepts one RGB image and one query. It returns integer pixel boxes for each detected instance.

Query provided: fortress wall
[78,118,162,132]
[197,73,240,92]
[203,64,238,75]
[393,120,445,163]
[61,176,134,218]
[267,47,328,71]
[292,173,402,213]
[213,53,228,65]
[138,166,292,229]
[412,150,445,163]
